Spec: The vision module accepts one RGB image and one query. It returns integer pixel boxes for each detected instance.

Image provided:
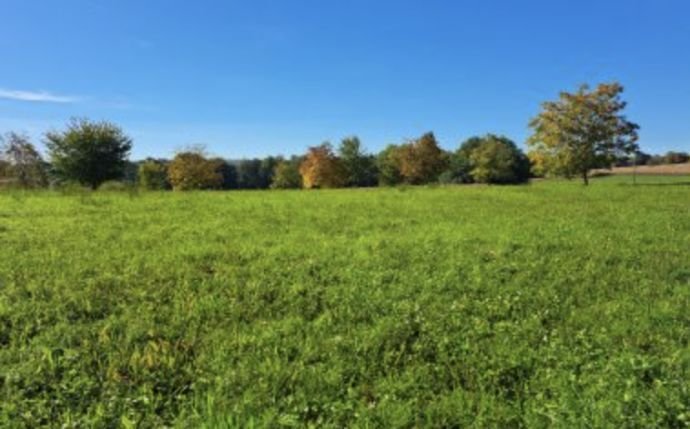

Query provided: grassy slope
[0,179,688,427]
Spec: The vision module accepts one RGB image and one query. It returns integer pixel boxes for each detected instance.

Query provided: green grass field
[1,178,688,428]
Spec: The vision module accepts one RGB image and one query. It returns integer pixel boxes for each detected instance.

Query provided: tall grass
[0,178,688,427]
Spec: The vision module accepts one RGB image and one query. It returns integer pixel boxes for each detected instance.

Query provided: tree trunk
[582,170,589,186]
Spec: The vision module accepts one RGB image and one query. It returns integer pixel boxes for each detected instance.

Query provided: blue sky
[1,0,689,159]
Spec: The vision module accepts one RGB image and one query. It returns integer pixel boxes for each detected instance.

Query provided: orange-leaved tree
[299,143,346,189]
[398,132,447,184]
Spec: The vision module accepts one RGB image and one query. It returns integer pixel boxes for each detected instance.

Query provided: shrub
[139,160,170,190]
[98,180,129,191]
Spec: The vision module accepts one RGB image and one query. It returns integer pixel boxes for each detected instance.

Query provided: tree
[45,118,133,189]
[438,151,472,184]
[138,159,170,190]
[237,159,262,189]
[259,156,280,188]
[376,144,404,186]
[167,149,223,191]
[338,136,378,187]
[468,135,530,184]
[527,82,639,185]
[299,143,346,189]
[212,158,239,190]
[0,132,48,188]
[271,157,302,189]
[663,151,689,164]
[398,132,447,184]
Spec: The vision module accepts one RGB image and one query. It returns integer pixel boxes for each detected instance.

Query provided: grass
[0,177,688,428]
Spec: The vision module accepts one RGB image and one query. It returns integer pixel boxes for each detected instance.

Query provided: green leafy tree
[338,136,378,187]
[376,144,404,186]
[527,82,639,185]
[237,159,262,189]
[212,158,239,190]
[468,135,530,184]
[45,118,133,189]
[271,157,302,189]
[0,132,48,188]
[438,151,472,184]
[259,156,280,188]
[138,159,170,190]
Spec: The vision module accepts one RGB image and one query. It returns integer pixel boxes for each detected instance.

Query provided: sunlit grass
[0,178,688,427]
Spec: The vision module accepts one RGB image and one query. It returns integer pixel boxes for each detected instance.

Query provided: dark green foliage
[0,179,687,427]
[467,135,530,184]
[45,118,133,189]
[376,144,403,186]
[338,137,378,187]
[236,158,278,189]
[271,157,302,189]
[438,151,472,184]
[211,158,239,190]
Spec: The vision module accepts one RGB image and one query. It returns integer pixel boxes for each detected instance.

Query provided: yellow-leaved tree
[167,149,223,191]
[527,82,639,185]
[299,143,346,189]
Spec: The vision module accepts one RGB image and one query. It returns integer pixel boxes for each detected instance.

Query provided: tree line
[1,82,684,191]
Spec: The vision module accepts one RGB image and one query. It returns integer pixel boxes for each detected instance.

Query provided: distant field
[0,180,688,427]
[595,162,690,176]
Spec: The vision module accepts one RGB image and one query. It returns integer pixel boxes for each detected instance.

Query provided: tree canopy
[299,143,346,189]
[467,135,530,184]
[45,118,132,189]
[338,137,378,187]
[167,149,223,191]
[527,82,639,185]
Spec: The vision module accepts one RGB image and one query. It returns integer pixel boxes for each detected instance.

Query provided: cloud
[0,88,81,103]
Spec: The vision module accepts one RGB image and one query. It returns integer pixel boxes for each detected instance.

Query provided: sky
[1,0,689,160]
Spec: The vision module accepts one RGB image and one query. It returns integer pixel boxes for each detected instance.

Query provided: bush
[138,160,170,190]
[98,180,129,191]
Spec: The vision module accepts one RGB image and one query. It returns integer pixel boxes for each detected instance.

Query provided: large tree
[45,118,132,189]
[0,132,48,188]
[527,82,639,185]
[338,136,378,187]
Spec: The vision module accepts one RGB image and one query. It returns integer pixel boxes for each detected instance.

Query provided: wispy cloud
[0,88,81,103]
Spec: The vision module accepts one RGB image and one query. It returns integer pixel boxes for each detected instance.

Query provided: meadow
[0,177,688,428]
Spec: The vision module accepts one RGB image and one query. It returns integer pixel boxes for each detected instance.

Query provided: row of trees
[2,82,682,190]
[0,123,534,191]
[127,132,531,191]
